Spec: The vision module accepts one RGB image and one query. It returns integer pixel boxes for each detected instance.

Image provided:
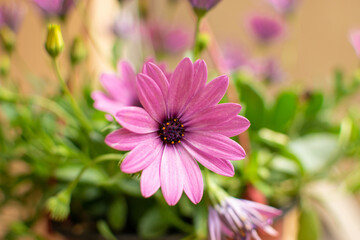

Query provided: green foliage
[298,205,322,240]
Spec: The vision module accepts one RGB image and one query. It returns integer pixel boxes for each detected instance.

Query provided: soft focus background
[1,0,360,240]
[6,0,360,90]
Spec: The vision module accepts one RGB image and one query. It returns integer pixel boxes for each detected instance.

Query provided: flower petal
[117,60,136,86]
[120,138,162,174]
[136,73,167,122]
[115,106,158,134]
[185,103,242,128]
[140,145,164,198]
[191,115,250,137]
[91,91,122,116]
[160,145,184,206]
[168,58,194,117]
[143,62,169,97]
[105,128,155,151]
[100,73,131,103]
[182,140,234,177]
[185,132,246,160]
[208,207,221,240]
[181,75,229,120]
[177,144,203,204]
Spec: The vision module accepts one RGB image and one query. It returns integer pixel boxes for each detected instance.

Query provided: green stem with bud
[193,15,203,59]
[51,59,92,132]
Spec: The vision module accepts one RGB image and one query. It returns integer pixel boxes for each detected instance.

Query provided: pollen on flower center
[158,118,185,144]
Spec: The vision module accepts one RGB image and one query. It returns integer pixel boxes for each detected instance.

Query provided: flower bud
[45,24,64,58]
[196,32,211,54]
[46,189,71,221]
[0,26,16,53]
[70,36,87,66]
[0,55,10,77]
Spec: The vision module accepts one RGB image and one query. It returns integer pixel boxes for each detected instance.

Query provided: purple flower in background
[208,197,282,240]
[188,0,222,11]
[105,58,250,205]
[247,14,285,44]
[267,0,300,15]
[221,43,248,73]
[92,61,139,120]
[248,58,284,83]
[112,9,135,39]
[350,30,360,57]
[33,0,75,18]
[0,2,25,33]
[144,22,190,55]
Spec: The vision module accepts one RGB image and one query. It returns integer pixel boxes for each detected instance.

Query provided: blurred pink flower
[105,58,250,205]
[32,0,75,18]
[221,43,248,73]
[267,0,300,15]
[248,58,284,83]
[92,61,139,121]
[0,2,25,33]
[208,197,282,240]
[112,9,135,39]
[144,22,190,55]
[350,30,360,57]
[188,0,222,11]
[247,14,285,44]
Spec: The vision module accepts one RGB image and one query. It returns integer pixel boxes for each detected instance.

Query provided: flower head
[105,58,250,205]
[144,22,190,56]
[112,9,135,39]
[208,197,282,240]
[247,14,285,44]
[221,43,248,73]
[267,0,300,15]
[45,24,64,58]
[92,61,139,120]
[248,58,283,83]
[188,0,222,12]
[33,0,75,18]
[350,30,360,57]
[0,2,25,33]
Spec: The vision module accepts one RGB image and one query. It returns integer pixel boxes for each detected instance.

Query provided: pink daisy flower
[144,22,190,55]
[350,30,360,57]
[91,61,139,120]
[0,2,25,33]
[188,0,222,11]
[208,197,282,240]
[32,0,74,18]
[247,14,285,44]
[105,58,250,205]
[267,0,300,15]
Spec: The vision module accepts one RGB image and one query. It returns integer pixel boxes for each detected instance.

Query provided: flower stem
[51,58,92,132]
[193,15,203,59]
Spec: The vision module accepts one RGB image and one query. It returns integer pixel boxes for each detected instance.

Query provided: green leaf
[234,77,265,130]
[304,92,324,118]
[55,164,107,185]
[97,220,117,240]
[138,207,169,239]
[298,206,321,240]
[269,92,298,132]
[334,69,347,102]
[107,196,127,231]
[289,133,339,174]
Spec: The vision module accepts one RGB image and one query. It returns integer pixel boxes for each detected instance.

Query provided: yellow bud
[197,32,211,53]
[70,36,87,66]
[0,55,10,77]
[0,26,16,53]
[45,24,64,58]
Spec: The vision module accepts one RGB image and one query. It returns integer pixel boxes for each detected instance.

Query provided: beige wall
[4,0,360,92]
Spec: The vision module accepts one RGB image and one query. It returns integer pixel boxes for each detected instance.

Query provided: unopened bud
[70,36,87,66]
[196,32,211,54]
[45,24,64,58]
[0,27,16,53]
[0,55,10,77]
[46,189,71,221]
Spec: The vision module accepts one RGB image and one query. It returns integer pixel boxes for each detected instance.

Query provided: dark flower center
[158,118,185,144]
